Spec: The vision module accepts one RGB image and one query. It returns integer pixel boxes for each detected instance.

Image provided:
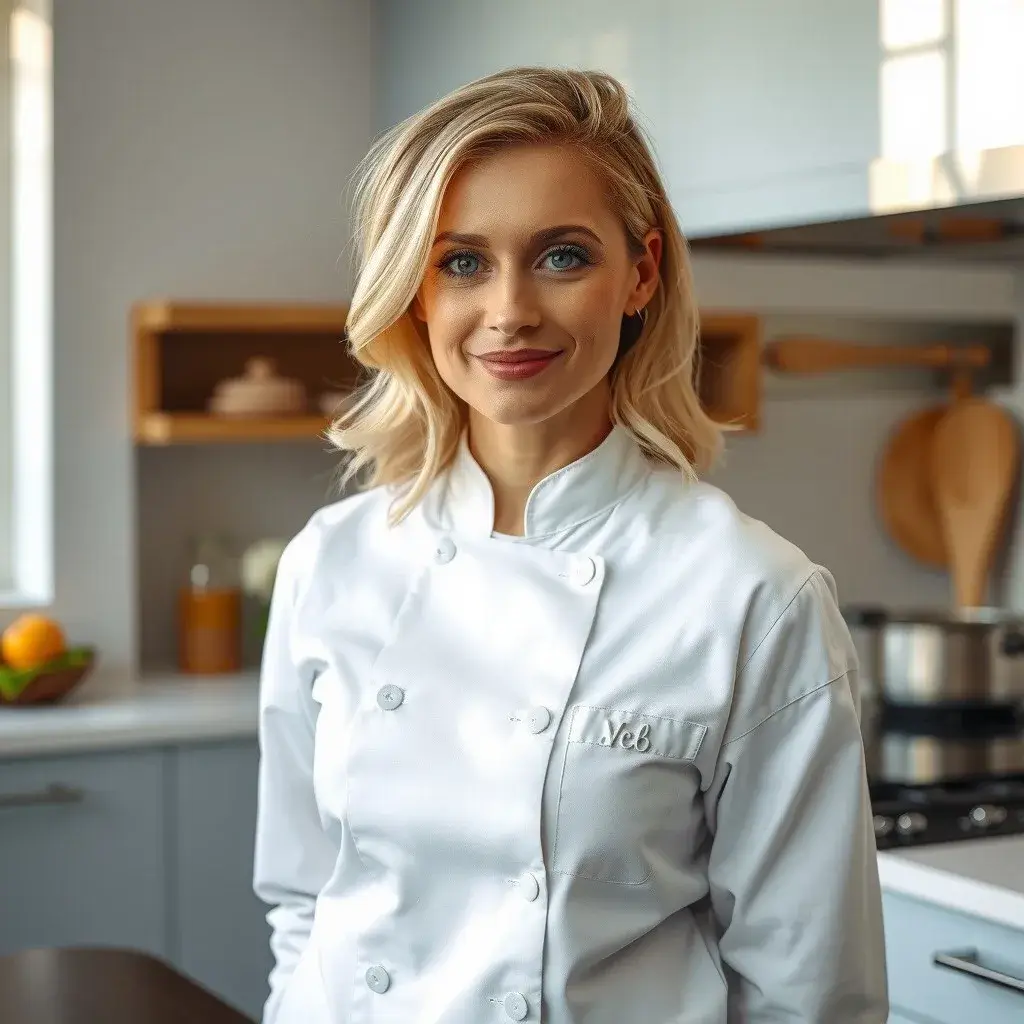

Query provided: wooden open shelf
[699,312,761,431]
[132,300,356,445]
[131,301,762,444]
[136,413,333,445]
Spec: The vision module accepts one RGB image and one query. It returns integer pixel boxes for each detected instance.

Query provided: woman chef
[253,67,889,1023]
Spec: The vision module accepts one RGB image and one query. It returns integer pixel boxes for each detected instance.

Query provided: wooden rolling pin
[764,337,992,374]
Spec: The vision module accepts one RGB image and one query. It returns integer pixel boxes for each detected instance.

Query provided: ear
[627,228,662,314]
[409,291,426,323]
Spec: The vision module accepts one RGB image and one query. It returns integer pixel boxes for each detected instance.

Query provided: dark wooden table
[0,947,256,1023]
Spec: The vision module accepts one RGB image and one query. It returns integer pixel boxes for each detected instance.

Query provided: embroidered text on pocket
[551,705,707,885]
[569,705,706,759]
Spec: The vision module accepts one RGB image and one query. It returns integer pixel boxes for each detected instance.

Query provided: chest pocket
[551,704,707,885]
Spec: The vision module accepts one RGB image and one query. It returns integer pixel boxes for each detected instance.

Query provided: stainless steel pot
[868,730,1024,786]
[843,605,1024,705]
[860,697,1024,785]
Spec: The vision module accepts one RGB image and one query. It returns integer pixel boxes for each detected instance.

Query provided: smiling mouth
[474,349,562,381]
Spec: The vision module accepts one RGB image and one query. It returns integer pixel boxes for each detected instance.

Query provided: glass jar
[177,535,242,675]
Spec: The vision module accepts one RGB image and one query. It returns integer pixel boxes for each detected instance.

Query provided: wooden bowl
[0,647,97,706]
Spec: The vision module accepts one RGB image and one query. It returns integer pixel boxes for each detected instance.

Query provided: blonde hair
[328,66,727,524]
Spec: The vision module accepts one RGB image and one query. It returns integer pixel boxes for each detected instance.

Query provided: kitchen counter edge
[878,836,1024,932]
[0,672,260,759]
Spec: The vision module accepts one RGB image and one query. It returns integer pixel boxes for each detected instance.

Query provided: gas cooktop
[862,695,1024,848]
[871,773,1024,849]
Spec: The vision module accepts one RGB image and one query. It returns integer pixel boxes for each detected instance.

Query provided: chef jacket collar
[438,423,651,539]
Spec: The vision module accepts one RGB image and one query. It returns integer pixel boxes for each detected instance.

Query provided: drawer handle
[934,949,1024,995]
[0,783,85,809]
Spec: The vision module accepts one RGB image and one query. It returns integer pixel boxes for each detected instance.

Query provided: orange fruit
[1,614,67,670]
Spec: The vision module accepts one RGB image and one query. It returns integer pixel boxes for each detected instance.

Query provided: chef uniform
[253,423,889,1023]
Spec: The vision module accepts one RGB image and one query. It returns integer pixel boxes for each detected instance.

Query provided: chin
[471,399,564,427]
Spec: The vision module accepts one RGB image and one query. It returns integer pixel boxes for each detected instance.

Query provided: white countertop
[879,836,1024,932]
[0,672,260,759]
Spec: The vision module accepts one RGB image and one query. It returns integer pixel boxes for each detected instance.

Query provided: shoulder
[644,471,818,624]
[643,473,857,733]
[275,483,411,599]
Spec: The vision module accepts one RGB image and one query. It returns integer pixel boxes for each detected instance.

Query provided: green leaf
[0,646,93,701]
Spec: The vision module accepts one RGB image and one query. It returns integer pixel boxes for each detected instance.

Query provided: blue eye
[436,243,592,280]
[543,247,589,271]
[440,252,482,277]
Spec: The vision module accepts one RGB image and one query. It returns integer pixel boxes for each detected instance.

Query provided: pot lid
[842,604,1024,628]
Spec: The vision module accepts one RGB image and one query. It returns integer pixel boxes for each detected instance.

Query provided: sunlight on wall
[872,0,1024,211]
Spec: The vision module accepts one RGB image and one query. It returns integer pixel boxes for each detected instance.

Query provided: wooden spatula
[875,370,975,568]
[930,397,1021,608]
[877,406,950,567]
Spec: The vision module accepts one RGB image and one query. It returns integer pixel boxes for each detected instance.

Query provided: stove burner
[870,771,1024,849]
[982,780,1024,800]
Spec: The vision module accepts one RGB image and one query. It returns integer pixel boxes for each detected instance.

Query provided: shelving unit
[131,301,356,445]
[699,312,762,431]
[130,301,762,444]
[135,412,332,445]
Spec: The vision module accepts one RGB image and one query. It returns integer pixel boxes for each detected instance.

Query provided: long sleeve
[705,569,889,1022]
[252,530,338,1024]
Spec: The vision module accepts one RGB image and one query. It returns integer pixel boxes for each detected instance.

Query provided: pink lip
[475,349,562,381]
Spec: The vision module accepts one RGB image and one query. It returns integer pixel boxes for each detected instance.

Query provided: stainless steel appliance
[870,772,1024,850]
[844,605,1024,705]
[863,695,1024,848]
[846,605,1024,848]
[689,194,1024,265]
[863,698,1024,785]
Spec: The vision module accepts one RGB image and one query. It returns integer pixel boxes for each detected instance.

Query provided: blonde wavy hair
[328,66,727,524]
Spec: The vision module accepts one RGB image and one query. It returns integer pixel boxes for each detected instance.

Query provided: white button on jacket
[253,425,889,1023]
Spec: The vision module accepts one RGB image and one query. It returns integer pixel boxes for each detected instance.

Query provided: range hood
[690,144,1024,263]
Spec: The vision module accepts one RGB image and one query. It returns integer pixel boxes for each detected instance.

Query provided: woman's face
[410,143,661,429]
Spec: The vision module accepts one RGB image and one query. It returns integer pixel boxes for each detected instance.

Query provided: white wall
[36,0,373,689]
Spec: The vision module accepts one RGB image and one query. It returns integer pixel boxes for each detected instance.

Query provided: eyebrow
[431,223,604,248]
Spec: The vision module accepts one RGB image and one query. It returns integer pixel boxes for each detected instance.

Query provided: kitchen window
[0,0,52,607]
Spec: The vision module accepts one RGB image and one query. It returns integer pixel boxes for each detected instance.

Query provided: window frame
[0,0,53,608]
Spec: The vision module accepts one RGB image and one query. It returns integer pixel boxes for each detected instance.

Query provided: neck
[468,391,613,536]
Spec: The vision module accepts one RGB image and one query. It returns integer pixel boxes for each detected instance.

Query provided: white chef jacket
[253,423,889,1024]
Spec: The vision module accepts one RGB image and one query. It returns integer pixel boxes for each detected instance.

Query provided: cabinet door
[658,0,880,234]
[0,749,166,956]
[374,0,881,237]
[172,740,272,1021]
[884,891,1024,1023]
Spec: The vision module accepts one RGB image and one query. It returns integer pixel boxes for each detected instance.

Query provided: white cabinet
[0,739,271,1021]
[883,891,1024,1023]
[659,1,879,189]
[0,748,167,957]
[656,0,879,234]
[173,741,273,1020]
[375,0,882,235]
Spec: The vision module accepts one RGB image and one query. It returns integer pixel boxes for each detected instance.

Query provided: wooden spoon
[930,396,1021,608]
[874,371,974,569]
[876,406,950,567]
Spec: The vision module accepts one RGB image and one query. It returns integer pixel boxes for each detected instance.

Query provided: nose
[487,270,542,338]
